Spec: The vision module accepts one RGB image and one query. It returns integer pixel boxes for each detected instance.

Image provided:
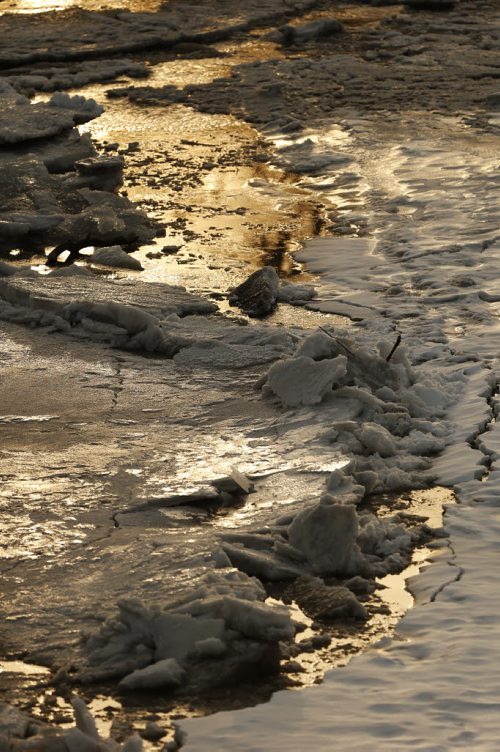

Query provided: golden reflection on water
[0,660,49,675]
[2,0,163,12]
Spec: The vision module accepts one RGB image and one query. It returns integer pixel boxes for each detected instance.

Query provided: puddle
[1,0,164,12]
[0,660,50,676]
[77,98,326,296]
[378,547,430,613]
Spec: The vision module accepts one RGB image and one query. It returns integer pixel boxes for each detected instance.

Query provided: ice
[152,613,226,662]
[3,3,500,745]
[221,542,304,581]
[275,139,353,174]
[276,282,316,304]
[3,131,97,175]
[182,502,500,751]
[288,501,360,577]
[219,597,294,642]
[48,93,104,124]
[119,658,185,691]
[432,443,486,485]
[263,355,347,407]
[295,330,339,360]
[0,698,142,752]
[65,301,160,336]
[173,340,284,369]
[7,60,149,94]
[356,423,397,458]
[194,637,227,658]
[268,18,343,46]
[71,698,99,742]
[0,154,154,255]
[78,571,296,690]
[90,246,143,271]
[212,469,253,495]
[67,156,125,192]
[0,703,32,738]
[0,274,222,353]
[0,103,75,144]
[284,575,367,621]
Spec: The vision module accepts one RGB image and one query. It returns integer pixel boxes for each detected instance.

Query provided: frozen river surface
[1,0,500,749]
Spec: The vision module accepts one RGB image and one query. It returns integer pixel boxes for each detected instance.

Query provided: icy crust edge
[71,327,474,699]
[0,696,149,752]
[175,359,498,750]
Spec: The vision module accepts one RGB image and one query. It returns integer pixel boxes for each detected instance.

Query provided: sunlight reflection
[2,0,163,13]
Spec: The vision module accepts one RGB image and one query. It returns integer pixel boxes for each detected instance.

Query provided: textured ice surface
[5,59,149,93]
[90,245,144,270]
[2,2,500,743]
[0,697,143,752]
[0,0,324,66]
[181,502,500,751]
[179,89,500,752]
[263,354,347,407]
[79,571,294,690]
[0,84,156,258]
[288,502,358,576]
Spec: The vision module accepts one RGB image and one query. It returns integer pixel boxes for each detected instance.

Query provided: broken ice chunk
[295,330,339,360]
[276,282,316,304]
[194,637,227,658]
[75,156,124,176]
[284,575,366,621]
[267,17,343,45]
[288,501,360,576]
[119,658,185,691]
[355,423,397,457]
[73,155,125,191]
[152,613,226,662]
[211,468,253,495]
[221,542,304,581]
[221,596,295,642]
[72,696,99,741]
[91,245,143,271]
[263,354,347,407]
[49,92,104,124]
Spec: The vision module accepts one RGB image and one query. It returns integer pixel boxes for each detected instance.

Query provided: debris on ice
[267,18,343,46]
[0,696,143,752]
[229,266,280,317]
[284,575,367,621]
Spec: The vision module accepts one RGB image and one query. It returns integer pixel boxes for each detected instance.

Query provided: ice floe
[0,87,156,255]
[77,570,294,690]
[0,696,143,752]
